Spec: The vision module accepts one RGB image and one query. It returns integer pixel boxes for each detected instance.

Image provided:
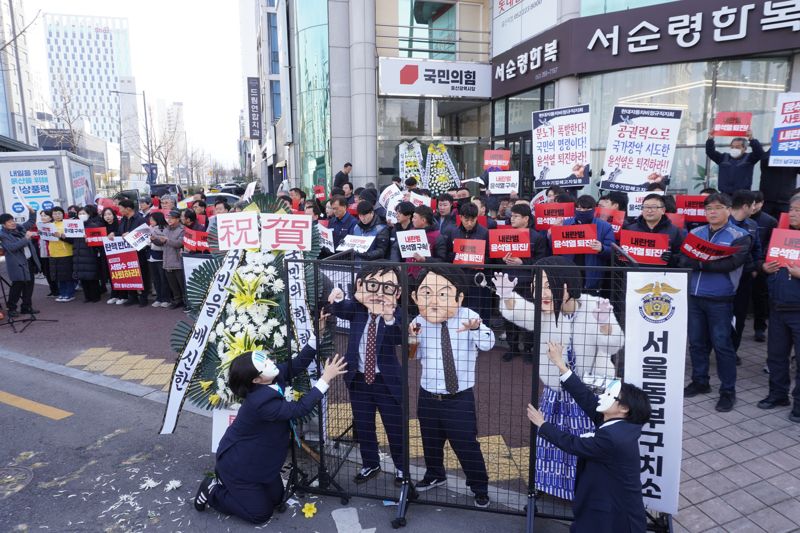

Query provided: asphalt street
[0,357,569,533]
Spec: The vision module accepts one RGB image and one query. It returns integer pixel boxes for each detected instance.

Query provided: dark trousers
[80,279,102,302]
[349,372,404,471]
[149,261,171,302]
[7,261,36,311]
[126,249,151,303]
[752,272,769,333]
[688,296,737,393]
[209,472,283,524]
[39,258,59,295]
[767,307,800,403]
[417,387,488,495]
[164,268,186,306]
[732,273,754,351]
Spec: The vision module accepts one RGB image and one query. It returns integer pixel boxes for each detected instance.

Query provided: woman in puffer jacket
[70,205,104,302]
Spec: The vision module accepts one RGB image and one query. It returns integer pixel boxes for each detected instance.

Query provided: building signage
[492,0,558,57]
[493,0,800,99]
[379,57,492,99]
[247,77,262,141]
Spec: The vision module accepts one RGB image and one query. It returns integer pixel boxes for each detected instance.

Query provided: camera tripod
[0,274,58,333]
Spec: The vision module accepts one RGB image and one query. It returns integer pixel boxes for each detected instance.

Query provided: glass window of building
[268,13,279,75]
[270,80,281,122]
[581,0,678,16]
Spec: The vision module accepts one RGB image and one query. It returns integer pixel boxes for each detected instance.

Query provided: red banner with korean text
[665,213,685,230]
[483,149,511,170]
[488,228,531,258]
[766,229,800,267]
[551,224,598,255]
[680,232,738,262]
[453,239,486,265]
[712,112,751,137]
[534,202,575,230]
[594,207,625,237]
[103,237,144,291]
[619,230,670,265]
[676,195,707,223]
[85,226,107,247]
[184,228,210,252]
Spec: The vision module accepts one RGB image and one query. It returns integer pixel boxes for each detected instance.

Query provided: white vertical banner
[624,271,688,515]
[160,249,244,435]
[285,250,313,350]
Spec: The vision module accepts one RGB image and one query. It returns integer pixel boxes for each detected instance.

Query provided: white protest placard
[38,222,59,241]
[533,105,591,188]
[62,218,85,238]
[409,191,432,208]
[530,190,548,207]
[627,190,664,218]
[216,212,260,251]
[337,235,375,254]
[260,213,313,251]
[488,171,519,195]
[241,181,257,202]
[385,195,403,224]
[397,229,430,258]
[211,407,239,453]
[601,106,682,193]
[769,92,800,167]
[123,223,151,251]
[625,271,688,515]
[318,224,334,252]
[379,184,403,209]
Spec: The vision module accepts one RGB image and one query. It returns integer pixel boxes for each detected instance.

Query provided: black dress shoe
[684,381,711,398]
[122,299,137,306]
[757,396,790,409]
[754,330,766,342]
[715,392,736,412]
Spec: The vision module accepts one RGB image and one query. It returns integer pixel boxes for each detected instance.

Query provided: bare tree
[188,147,206,187]
[153,121,180,181]
[47,75,89,152]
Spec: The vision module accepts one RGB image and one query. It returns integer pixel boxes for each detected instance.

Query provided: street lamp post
[110,89,153,182]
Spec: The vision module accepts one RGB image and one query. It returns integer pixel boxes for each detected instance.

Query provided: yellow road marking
[0,391,73,420]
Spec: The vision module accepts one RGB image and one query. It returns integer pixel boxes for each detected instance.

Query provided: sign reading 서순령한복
[769,92,800,167]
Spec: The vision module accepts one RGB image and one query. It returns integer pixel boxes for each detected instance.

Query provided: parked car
[149,183,185,201]
[205,192,240,207]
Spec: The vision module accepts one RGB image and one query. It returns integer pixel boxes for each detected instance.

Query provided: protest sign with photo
[103,237,144,290]
[62,218,85,238]
[619,230,670,265]
[184,228,210,252]
[534,202,575,230]
[123,223,151,251]
[594,207,624,237]
[488,171,519,194]
[453,239,486,265]
[601,106,681,192]
[712,112,751,137]
[766,229,800,267]
[680,232,738,262]
[85,226,107,247]
[675,195,707,223]
[397,229,431,258]
[483,149,511,170]
[37,222,58,241]
[551,224,598,255]
[338,235,375,254]
[488,228,531,258]
[260,213,312,251]
[216,212,260,251]
[318,224,334,252]
[532,104,591,188]
[769,92,800,167]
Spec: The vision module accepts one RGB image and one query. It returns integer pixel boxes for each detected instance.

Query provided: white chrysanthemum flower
[267,318,280,329]
[265,265,278,278]
[215,323,225,336]
[273,332,284,347]
[284,386,294,402]
[209,331,217,342]
[271,279,285,292]
[217,376,227,391]
[164,480,182,492]
[230,322,242,333]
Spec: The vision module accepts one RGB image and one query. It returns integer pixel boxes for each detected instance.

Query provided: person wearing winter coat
[351,201,390,263]
[0,206,40,316]
[70,205,103,302]
[147,212,173,307]
[48,206,75,302]
[100,207,125,305]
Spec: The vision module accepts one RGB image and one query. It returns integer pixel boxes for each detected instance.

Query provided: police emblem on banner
[635,282,679,324]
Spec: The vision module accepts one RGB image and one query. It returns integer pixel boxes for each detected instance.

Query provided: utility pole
[142,90,153,174]
[115,92,123,192]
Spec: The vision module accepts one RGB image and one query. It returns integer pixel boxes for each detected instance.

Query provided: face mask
[729,148,743,158]
[251,350,279,380]
[596,379,622,413]
[78,214,89,222]
[574,210,594,224]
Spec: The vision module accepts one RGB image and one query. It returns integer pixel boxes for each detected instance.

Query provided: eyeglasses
[364,280,399,296]
[641,204,664,211]
[704,206,729,212]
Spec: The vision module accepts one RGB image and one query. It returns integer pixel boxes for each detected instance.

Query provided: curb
[0,348,212,419]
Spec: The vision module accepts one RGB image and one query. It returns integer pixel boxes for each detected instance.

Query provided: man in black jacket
[729,191,762,355]
[750,191,778,342]
[117,199,151,306]
[433,193,458,234]
[622,193,684,267]
[333,162,352,188]
[759,150,800,219]
[351,201,390,263]
[388,201,415,262]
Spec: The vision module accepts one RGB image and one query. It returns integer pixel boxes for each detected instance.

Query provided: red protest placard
[534,202,575,230]
[778,212,790,229]
[313,185,326,202]
[184,228,210,252]
[713,112,752,137]
[680,232,739,262]
[551,224,598,255]
[676,195,707,223]
[488,228,531,258]
[453,239,486,265]
[107,250,144,290]
[477,216,489,228]
[85,226,107,247]
[483,149,511,170]
[347,204,358,216]
[291,197,301,210]
[619,230,670,265]
[766,229,800,267]
[197,214,207,227]
[595,207,625,237]
[665,213,685,229]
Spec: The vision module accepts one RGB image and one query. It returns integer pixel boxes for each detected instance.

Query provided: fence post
[526,267,544,533]
[393,262,413,528]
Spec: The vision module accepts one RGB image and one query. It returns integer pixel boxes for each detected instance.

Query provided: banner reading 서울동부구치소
[625,270,687,515]
[600,106,682,193]
[532,104,591,188]
[769,92,800,167]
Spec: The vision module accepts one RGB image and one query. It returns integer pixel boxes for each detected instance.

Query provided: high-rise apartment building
[43,14,141,169]
[0,0,38,147]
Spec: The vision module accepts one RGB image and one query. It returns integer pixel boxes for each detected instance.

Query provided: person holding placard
[328,196,357,250]
[351,201,390,264]
[153,210,189,313]
[679,193,752,412]
[759,193,800,422]
[750,191,778,342]
[37,210,60,298]
[622,193,685,268]
[706,129,763,195]
[69,205,103,303]
[433,194,458,234]
[729,191,762,356]
[49,207,76,302]
[387,201,416,262]
[0,205,40,316]
[118,199,150,307]
[147,212,173,308]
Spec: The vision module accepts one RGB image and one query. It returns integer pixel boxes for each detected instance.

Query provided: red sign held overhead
[534,202,575,230]
[314,185,326,202]
[619,230,670,265]
[594,207,625,238]
[675,195,707,223]
[483,149,512,170]
[488,228,531,258]
[453,239,486,265]
[85,226,107,247]
[766,229,800,267]
[550,224,598,255]
[712,112,752,137]
[680,232,738,262]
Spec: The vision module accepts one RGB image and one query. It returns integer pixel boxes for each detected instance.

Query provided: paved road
[0,357,569,533]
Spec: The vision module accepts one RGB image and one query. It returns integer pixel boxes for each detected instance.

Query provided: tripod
[0,273,58,333]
